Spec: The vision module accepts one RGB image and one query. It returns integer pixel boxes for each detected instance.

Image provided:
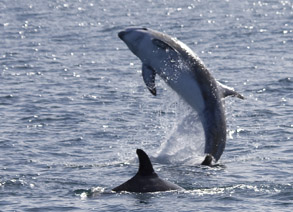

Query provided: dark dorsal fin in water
[112,149,183,192]
[136,149,156,176]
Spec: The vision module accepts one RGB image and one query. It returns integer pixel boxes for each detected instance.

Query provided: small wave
[263,77,293,94]
[0,178,35,190]
[185,182,284,197]
[74,187,111,199]
[0,94,18,105]
[278,77,292,84]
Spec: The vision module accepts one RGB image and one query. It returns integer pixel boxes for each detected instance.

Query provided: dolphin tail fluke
[136,149,155,176]
[201,155,213,166]
[217,81,244,100]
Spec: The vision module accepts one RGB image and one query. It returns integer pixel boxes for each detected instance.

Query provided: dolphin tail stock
[217,81,244,100]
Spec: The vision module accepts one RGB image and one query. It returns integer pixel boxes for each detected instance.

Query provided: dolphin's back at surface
[112,149,182,192]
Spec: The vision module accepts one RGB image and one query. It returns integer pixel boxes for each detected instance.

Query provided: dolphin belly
[161,68,226,161]
[158,68,206,115]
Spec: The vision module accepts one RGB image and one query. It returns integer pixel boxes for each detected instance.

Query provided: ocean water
[0,0,292,211]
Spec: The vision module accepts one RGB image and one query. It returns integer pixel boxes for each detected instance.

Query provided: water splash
[155,92,205,165]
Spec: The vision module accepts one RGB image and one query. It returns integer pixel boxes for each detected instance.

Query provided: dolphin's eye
[152,39,173,51]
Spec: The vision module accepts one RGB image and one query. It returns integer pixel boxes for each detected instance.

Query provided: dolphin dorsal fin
[217,81,244,100]
[136,149,156,176]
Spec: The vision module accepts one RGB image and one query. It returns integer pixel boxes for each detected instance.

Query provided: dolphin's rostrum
[118,28,244,165]
[112,149,182,192]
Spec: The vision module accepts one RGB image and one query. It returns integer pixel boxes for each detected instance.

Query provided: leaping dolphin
[118,28,244,165]
[112,149,182,192]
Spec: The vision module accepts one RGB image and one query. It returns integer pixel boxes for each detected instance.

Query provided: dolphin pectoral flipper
[217,81,244,100]
[142,64,157,96]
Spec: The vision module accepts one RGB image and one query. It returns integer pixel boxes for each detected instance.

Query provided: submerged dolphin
[112,149,182,192]
[118,28,243,165]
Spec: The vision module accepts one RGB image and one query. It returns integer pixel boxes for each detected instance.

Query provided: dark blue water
[0,0,292,211]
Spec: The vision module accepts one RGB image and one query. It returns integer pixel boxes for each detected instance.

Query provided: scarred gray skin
[112,149,182,192]
[118,28,243,165]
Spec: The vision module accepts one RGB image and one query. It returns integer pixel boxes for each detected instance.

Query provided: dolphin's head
[118,28,178,65]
